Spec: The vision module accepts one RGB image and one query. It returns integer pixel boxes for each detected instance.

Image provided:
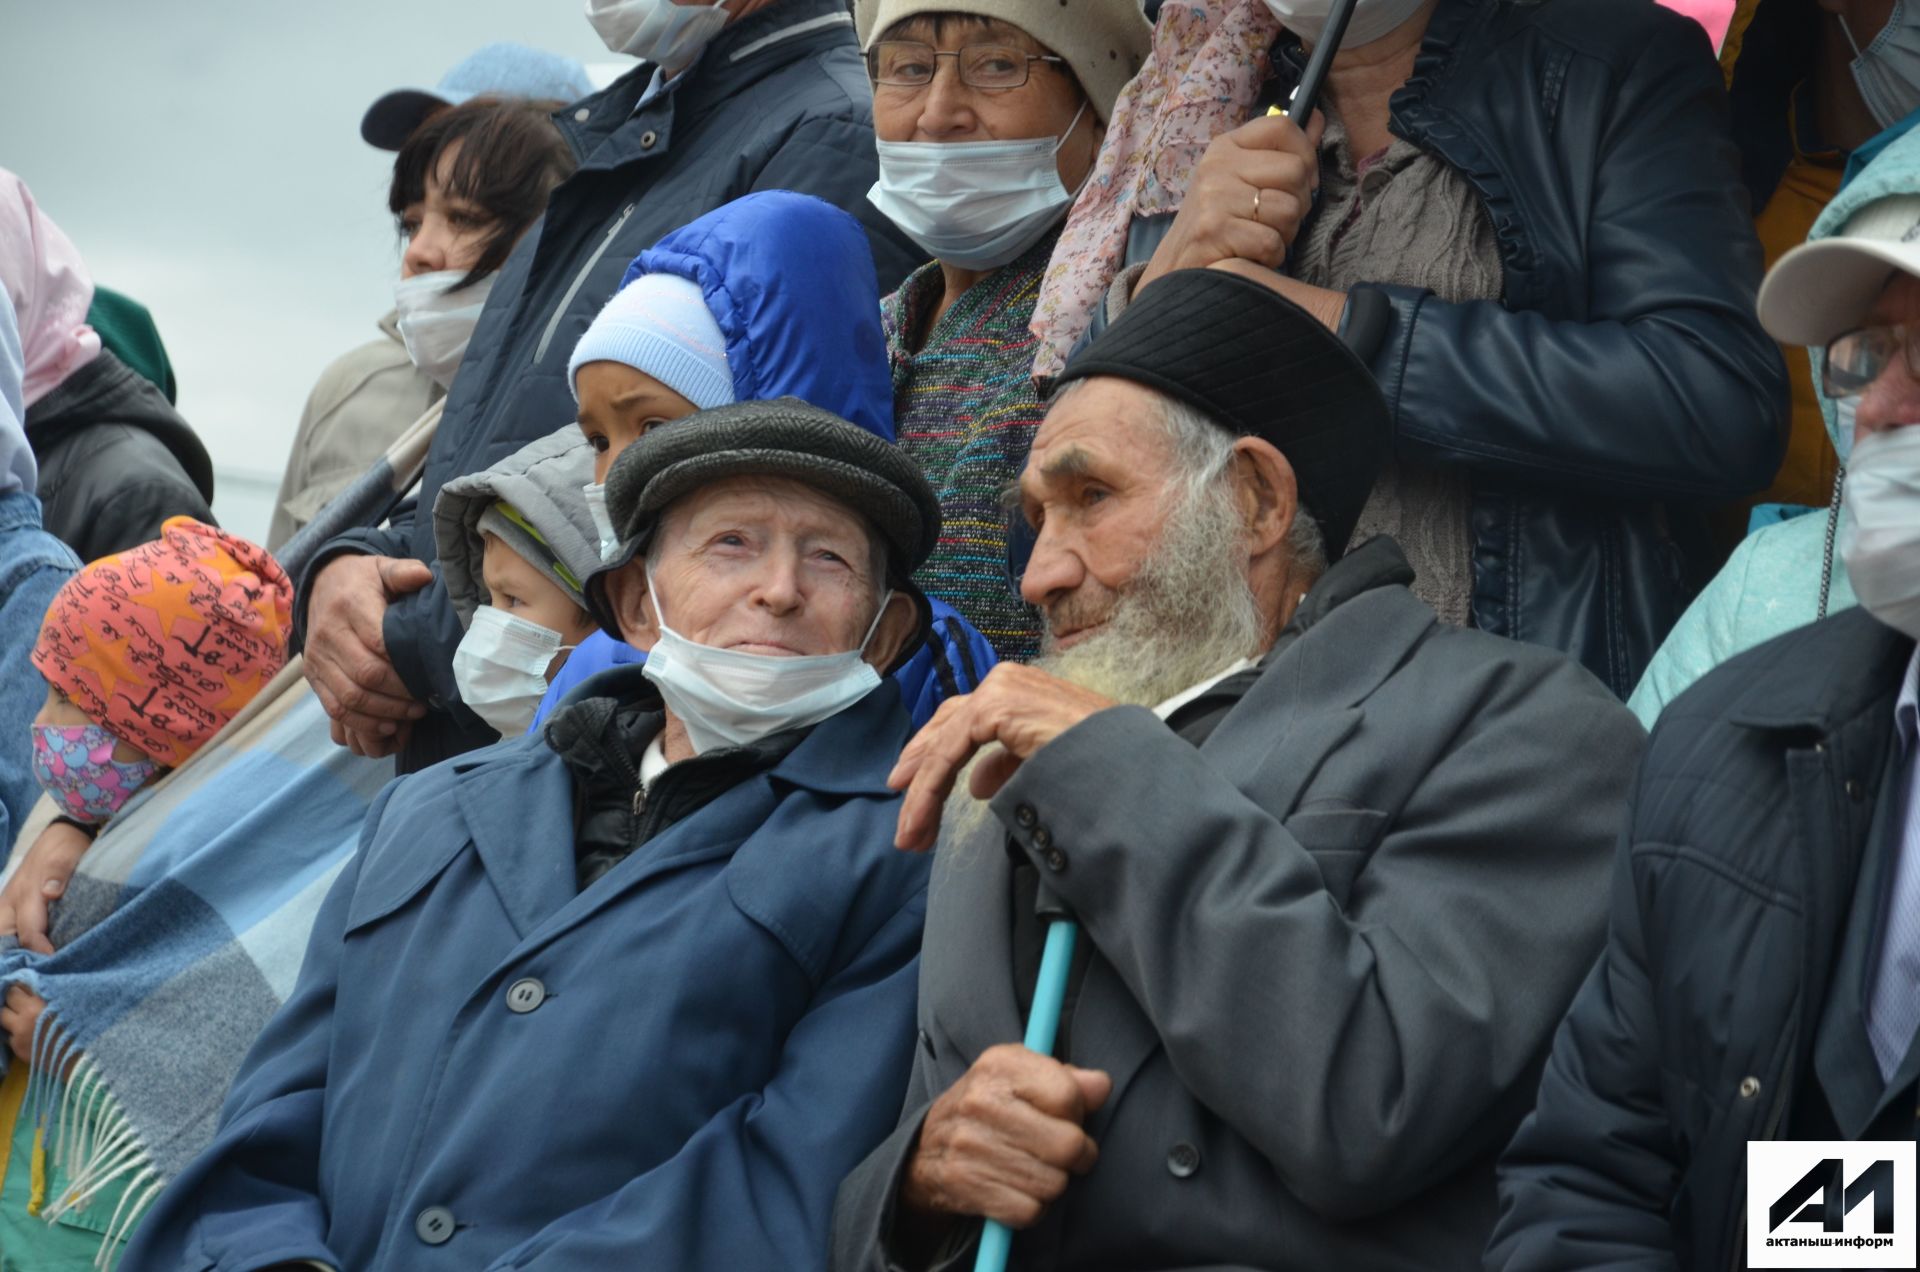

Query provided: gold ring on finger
[1253,187,1263,220]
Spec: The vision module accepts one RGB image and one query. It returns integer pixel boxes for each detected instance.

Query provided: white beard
[941,477,1266,848]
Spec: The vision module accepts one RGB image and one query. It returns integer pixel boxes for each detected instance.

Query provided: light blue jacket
[120,669,930,1271]
[1624,124,1920,725]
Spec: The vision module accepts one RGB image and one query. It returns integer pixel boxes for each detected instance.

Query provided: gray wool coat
[830,538,1647,1272]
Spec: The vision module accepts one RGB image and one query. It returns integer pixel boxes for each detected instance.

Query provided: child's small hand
[0,820,93,955]
[0,984,51,1065]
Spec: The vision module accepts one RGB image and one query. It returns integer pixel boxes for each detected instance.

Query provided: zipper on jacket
[532,202,638,365]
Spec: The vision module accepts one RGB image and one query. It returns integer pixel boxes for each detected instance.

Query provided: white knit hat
[566,271,736,408]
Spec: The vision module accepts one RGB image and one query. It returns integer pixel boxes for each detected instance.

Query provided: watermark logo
[1748,1141,1916,1268]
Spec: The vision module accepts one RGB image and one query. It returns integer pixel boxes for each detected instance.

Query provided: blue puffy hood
[620,191,896,440]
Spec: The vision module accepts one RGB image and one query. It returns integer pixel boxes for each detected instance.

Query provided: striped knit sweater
[883,232,1056,663]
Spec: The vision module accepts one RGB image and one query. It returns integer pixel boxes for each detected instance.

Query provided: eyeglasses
[1824,322,1920,398]
[867,40,1065,92]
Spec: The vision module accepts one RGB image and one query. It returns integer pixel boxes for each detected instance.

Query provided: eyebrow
[1039,447,1095,481]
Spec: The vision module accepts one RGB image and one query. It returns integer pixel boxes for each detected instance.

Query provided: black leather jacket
[1357,0,1789,694]
[1112,0,1789,696]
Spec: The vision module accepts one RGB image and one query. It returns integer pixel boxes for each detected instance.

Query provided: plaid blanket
[0,659,392,1256]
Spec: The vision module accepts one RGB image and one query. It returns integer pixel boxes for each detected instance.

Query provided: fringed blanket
[0,660,392,1260]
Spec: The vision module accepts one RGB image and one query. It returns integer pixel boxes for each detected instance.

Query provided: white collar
[1152,658,1256,722]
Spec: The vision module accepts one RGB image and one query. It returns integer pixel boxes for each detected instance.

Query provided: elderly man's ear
[1228,436,1300,559]
[606,565,661,653]
[862,592,922,672]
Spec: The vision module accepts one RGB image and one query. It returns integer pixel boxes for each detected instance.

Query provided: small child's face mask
[31,723,158,825]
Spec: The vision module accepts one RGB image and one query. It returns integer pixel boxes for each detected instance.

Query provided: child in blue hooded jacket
[533,191,994,731]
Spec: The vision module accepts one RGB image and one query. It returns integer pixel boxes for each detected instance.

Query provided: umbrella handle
[973,917,1080,1272]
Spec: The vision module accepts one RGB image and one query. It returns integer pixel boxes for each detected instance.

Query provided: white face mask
[585,0,729,72]
[1261,0,1431,49]
[583,481,620,561]
[453,606,575,738]
[1840,6,1920,131]
[395,271,494,389]
[1840,423,1920,639]
[641,569,891,754]
[868,102,1090,272]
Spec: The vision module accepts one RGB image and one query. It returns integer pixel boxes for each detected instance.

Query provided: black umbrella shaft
[1287,0,1362,123]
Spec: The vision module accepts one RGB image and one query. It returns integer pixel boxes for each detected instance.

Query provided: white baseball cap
[1758,194,1920,347]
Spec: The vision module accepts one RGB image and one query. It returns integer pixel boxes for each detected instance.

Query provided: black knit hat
[1052,269,1392,559]
[583,398,942,667]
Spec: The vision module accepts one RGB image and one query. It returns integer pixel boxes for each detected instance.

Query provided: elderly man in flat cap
[124,402,940,1272]
[830,269,1647,1272]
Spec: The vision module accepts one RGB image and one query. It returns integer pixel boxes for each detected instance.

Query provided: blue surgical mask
[868,102,1090,271]
[641,569,890,754]
[1841,5,1920,131]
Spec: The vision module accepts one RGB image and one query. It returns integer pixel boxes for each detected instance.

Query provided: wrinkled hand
[304,553,432,758]
[1138,110,1324,293]
[0,821,93,955]
[902,1044,1112,1229]
[889,665,1116,852]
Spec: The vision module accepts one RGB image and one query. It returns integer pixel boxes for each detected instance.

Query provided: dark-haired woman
[268,98,575,548]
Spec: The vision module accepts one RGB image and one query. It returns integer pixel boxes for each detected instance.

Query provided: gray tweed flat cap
[584,397,942,640]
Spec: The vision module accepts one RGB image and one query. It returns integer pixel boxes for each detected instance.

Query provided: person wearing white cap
[1490,120,1920,1272]
[267,50,589,550]
[1627,122,1920,727]
[856,0,1149,663]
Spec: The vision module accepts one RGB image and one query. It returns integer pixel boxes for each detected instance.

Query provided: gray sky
[2,0,630,542]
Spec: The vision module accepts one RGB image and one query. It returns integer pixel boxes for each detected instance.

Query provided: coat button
[640,129,659,149]
[573,107,590,122]
[505,978,547,1014]
[1032,827,1052,850]
[416,1205,456,1245]
[1166,1142,1201,1178]
[1738,1076,1761,1099]
[1042,846,1068,873]
[1014,803,1038,829]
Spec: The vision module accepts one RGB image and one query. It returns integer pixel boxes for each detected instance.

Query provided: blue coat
[121,673,931,1272]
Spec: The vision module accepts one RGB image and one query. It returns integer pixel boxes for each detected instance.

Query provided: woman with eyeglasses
[855,0,1151,663]
[1626,123,1920,727]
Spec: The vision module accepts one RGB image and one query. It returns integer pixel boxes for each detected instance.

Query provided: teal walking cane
[973,885,1077,1272]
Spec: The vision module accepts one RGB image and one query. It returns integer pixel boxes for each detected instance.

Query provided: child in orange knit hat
[1,517,291,1055]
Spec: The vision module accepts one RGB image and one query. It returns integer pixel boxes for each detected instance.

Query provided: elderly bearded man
[124,401,940,1272]
[830,269,1647,1272]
